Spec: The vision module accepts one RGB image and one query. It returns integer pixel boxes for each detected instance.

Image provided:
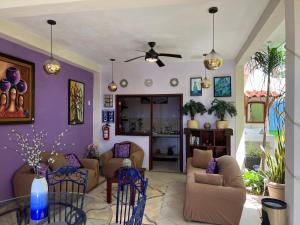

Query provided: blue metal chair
[46,166,88,224]
[115,167,148,225]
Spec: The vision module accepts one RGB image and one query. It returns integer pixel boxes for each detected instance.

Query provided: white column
[285,0,300,224]
[93,71,101,150]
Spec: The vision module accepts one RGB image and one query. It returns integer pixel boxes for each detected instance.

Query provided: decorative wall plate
[119,79,128,88]
[144,78,153,87]
[170,78,179,87]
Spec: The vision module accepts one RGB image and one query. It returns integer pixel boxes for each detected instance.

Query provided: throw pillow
[113,143,131,158]
[206,158,218,174]
[194,173,224,186]
[64,153,83,169]
[36,163,49,177]
[49,153,68,171]
[192,149,213,169]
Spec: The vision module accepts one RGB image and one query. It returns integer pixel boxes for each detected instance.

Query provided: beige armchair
[100,141,144,178]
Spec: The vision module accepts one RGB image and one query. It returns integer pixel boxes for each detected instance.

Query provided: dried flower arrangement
[86,144,98,158]
[3,125,70,175]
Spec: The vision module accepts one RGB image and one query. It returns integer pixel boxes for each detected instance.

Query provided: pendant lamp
[43,20,61,75]
[204,7,223,70]
[108,59,117,92]
[201,54,212,88]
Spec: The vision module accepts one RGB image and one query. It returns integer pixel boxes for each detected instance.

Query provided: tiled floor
[91,171,262,225]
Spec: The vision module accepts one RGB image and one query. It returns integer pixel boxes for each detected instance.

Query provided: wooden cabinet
[184,128,233,159]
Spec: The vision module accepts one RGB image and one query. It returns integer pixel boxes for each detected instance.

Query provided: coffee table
[106,168,145,203]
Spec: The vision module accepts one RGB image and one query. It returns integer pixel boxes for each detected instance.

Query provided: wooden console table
[184,128,233,159]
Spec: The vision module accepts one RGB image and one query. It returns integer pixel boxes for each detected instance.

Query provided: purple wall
[0,38,93,200]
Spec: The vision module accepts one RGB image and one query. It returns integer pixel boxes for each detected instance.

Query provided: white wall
[98,60,236,170]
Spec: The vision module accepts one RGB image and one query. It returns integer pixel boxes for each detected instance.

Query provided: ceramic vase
[30,176,48,221]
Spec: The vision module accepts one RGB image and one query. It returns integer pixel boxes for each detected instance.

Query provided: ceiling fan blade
[156,59,165,67]
[135,50,146,53]
[158,53,182,58]
[124,55,145,62]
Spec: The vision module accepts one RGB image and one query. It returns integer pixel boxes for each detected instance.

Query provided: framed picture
[190,77,202,96]
[68,79,85,125]
[104,94,113,108]
[0,52,35,124]
[102,110,114,123]
[214,76,232,97]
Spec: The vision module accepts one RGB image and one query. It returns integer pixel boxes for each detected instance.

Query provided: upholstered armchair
[100,141,144,178]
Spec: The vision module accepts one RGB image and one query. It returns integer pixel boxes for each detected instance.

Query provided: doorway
[150,94,183,172]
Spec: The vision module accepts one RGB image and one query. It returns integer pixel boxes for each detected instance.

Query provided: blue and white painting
[214,76,231,97]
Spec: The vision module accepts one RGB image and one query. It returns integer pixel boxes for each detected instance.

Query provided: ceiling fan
[124,42,182,67]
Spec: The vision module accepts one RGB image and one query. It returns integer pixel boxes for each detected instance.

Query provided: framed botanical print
[0,52,35,124]
[68,79,85,125]
[104,94,113,108]
[214,76,232,97]
[190,77,202,96]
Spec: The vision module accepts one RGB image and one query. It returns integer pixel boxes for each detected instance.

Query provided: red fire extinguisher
[102,124,110,140]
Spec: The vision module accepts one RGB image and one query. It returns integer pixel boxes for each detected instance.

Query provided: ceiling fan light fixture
[108,59,117,92]
[145,57,158,63]
[43,19,61,75]
[204,7,223,71]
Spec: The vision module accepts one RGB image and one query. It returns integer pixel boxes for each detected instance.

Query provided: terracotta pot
[216,120,228,129]
[187,120,199,129]
[268,182,285,201]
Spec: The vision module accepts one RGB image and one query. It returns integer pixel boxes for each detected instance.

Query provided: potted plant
[208,99,237,129]
[183,100,207,128]
[244,142,262,170]
[263,130,285,201]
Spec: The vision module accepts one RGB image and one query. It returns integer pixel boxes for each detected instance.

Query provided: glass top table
[0,192,112,225]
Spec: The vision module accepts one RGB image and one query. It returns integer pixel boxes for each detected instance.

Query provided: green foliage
[243,169,265,195]
[263,130,285,184]
[208,99,237,121]
[182,100,207,120]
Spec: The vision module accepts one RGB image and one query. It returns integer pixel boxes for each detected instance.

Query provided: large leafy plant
[247,45,285,171]
[243,169,265,195]
[183,100,206,120]
[208,99,237,121]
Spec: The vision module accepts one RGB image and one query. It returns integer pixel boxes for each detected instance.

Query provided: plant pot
[268,182,285,201]
[244,156,261,170]
[216,120,228,129]
[30,176,48,221]
[187,120,199,129]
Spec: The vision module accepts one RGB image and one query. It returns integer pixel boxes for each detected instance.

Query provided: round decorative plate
[170,78,179,87]
[119,79,128,88]
[144,78,153,87]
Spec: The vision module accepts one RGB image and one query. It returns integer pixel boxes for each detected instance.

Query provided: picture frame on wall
[214,76,232,97]
[104,94,113,108]
[68,79,85,125]
[102,110,114,123]
[0,52,35,124]
[190,77,202,96]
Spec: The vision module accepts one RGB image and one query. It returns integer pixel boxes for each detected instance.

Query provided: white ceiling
[0,0,270,65]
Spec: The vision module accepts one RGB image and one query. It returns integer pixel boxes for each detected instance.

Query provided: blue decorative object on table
[30,176,48,221]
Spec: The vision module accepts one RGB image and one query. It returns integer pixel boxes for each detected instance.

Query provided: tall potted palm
[183,100,207,128]
[208,99,237,129]
[247,45,285,171]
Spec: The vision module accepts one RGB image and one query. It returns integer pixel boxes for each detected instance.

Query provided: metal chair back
[46,166,88,224]
[115,167,148,225]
